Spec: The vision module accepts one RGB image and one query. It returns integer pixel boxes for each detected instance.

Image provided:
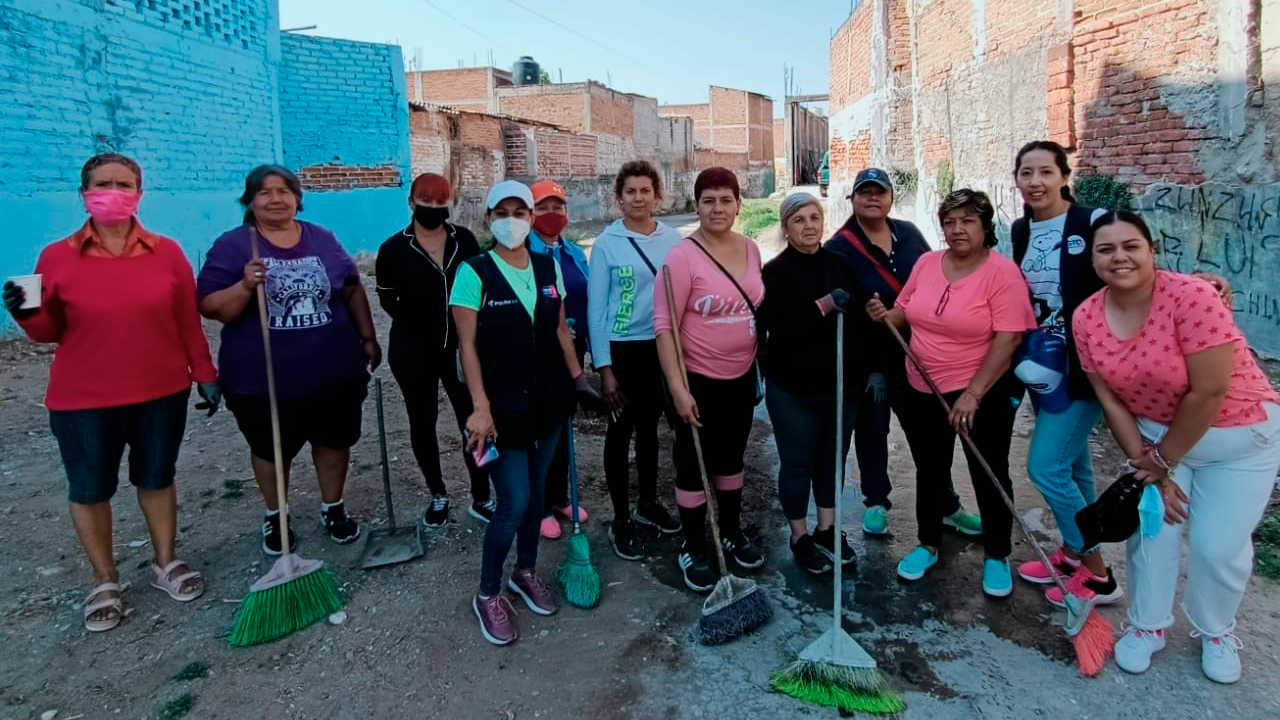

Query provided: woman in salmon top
[867,189,1035,598]
[1073,210,1280,685]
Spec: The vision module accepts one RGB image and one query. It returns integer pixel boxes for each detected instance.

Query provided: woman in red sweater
[2,153,220,633]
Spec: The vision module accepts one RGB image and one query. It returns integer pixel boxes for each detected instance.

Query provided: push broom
[558,420,601,608]
[229,228,342,647]
[771,313,905,713]
[884,321,1114,676]
[663,268,772,645]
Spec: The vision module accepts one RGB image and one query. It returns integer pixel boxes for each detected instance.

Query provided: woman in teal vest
[451,180,593,646]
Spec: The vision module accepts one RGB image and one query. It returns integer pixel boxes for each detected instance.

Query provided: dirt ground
[2,218,1278,720]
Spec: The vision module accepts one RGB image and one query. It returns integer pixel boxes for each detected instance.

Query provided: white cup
[9,274,41,309]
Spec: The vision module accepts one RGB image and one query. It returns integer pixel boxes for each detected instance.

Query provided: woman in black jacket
[760,192,859,574]
[375,173,493,528]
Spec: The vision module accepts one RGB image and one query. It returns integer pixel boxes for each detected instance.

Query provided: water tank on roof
[513,56,541,85]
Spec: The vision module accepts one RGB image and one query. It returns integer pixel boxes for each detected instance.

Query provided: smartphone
[463,430,499,467]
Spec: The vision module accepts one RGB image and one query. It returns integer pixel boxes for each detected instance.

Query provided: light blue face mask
[1138,484,1164,538]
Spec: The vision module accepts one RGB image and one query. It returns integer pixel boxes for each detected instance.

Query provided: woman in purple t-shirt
[197,165,381,555]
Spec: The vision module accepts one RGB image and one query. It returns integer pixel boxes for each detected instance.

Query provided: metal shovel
[360,377,424,569]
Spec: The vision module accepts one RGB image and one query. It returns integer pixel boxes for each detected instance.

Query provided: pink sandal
[149,560,205,602]
[83,582,123,632]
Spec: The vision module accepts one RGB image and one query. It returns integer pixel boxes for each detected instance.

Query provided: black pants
[603,340,668,521]
[388,334,490,502]
[896,377,1019,558]
[673,368,756,553]
[855,359,961,514]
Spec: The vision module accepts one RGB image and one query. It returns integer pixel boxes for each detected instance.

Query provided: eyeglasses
[935,284,952,316]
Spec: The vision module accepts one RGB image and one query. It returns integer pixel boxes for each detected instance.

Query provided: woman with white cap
[451,180,598,646]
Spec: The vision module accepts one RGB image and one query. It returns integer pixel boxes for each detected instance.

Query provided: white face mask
[490,217,530,249]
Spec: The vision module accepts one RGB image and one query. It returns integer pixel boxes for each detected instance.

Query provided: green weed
[169,662,209,682]
[739,198,781,239]
[220,478,244,500]
[158,693,196,720]
[1254,511,1280,581]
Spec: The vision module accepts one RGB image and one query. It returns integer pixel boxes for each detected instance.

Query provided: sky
[278,0,856,116]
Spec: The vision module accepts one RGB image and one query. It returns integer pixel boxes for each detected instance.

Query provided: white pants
[1128,403,1280,635]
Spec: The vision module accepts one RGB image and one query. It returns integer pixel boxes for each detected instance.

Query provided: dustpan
[361,377,424,569]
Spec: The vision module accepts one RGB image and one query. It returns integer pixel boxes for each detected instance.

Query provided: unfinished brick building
[829,0,1280,356]
[660,86,777,197]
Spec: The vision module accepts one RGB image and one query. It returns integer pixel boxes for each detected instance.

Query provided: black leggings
[388,335,490,502]
[896,376,1019,558]
[603,340,668,521]
[672,368,757,553]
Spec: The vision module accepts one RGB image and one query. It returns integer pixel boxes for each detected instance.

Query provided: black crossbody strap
[688,237,757,316]
[625,236,659,276]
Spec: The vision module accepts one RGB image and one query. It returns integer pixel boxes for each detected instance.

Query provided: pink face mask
[83,189,142,223]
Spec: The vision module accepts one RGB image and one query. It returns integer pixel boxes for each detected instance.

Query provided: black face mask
[413,205,449,230]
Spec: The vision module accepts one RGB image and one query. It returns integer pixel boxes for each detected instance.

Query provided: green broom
[558,420,601,608]
[229,228,342,647]
[771,313,904,714]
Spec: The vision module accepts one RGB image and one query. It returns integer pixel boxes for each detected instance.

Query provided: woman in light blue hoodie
[587,161,684,560]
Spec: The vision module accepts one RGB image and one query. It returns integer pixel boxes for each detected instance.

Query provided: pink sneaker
[1046,564,1124,608]
[540,515,562,539]
[1017,547,1079,585]
[553,504,588,523]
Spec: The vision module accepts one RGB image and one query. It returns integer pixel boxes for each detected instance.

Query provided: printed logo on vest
[1066,234,1087,255]
[486,298,520,307]
[541,285,560,300]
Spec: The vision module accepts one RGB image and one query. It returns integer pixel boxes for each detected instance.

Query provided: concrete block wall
[0,0,281,314]
[278,32,410,250]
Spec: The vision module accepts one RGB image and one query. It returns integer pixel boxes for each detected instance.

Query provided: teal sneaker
[896,546,938,581]
[942,506,983,536]
[983,558,1013,597]
[862,505,888,535]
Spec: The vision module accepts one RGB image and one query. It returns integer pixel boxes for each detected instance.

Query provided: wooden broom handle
[250,228,291,556]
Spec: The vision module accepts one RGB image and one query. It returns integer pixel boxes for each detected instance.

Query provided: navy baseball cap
[852,167,893,193]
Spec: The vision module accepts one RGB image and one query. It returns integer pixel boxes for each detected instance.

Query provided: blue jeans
[479,425,562,596]
[764,380,857,521]
[1026,399,1102,554]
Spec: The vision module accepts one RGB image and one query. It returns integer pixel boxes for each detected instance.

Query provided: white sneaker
[1195,631,1243,684]
[1115,623,1166,674]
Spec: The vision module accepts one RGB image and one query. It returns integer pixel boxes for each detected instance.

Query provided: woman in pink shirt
[2,154,218,633]
[1073,211,1280,684]
[655,167,765,594]
[867,189,1035,597]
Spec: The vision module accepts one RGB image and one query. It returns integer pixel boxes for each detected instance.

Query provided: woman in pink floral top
[1073,210,1280,685]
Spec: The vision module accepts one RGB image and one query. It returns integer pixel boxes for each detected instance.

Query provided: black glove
[195,382,222,416]
[573,373,608,414]
[816,288,851,316]
[2,281,34,320]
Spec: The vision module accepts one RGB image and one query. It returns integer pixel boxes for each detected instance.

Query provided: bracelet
[1143,443,1176,471]
[961,389,982,401]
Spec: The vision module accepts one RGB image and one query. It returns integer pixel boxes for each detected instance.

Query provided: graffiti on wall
[1140,182,1280,358]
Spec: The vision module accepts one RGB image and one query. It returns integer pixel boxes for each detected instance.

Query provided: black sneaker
[678,544,717,593]
[721,533,765,569]
[609,520,646,561]
[261,513,297,556]
[320,502,360,544]
[632,502,682,535]
[468,499,497,524]
[790,534,833,575]
[422,495,450,528]
[813,527,857,567]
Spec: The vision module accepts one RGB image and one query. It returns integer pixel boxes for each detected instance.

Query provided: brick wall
[0,0,277,197]
[0,0,281,301]
[658,103,711,147]
[279,33,410,190]
[406,67,511,110]
[828,1,876,184]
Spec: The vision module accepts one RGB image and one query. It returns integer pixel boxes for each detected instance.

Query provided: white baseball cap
[486,180,534,210]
